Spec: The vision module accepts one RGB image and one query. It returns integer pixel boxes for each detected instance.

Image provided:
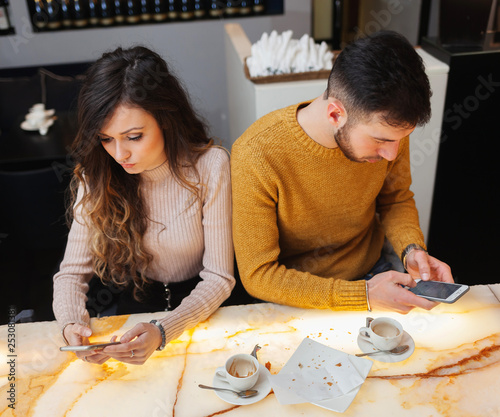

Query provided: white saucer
[357,330,415,363]
[211,363,272,405]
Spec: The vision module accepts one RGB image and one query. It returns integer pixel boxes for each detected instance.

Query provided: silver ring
[130,350,135,358]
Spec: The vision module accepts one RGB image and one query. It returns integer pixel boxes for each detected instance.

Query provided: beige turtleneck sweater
[53,146,234,345]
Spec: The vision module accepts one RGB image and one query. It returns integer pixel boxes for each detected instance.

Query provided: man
[231,31,453,314]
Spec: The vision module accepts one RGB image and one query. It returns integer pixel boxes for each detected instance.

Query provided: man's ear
[326,99,347,129]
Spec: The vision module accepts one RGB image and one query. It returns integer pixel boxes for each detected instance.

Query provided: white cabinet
[225,24,449,242]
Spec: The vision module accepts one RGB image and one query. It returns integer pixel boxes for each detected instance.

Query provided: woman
[53,46,234,365]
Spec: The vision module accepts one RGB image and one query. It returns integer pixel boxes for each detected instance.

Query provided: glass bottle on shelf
[152,0,167,21]
[239,0,251,15]
[224,0,239,16]
[193,0,205,19]
[252,0,264,14]
[71,0,89,27]
[45,0,62,29]
[208,0,223,18]
[125,0,141,23]
[167,0,179,20]
[88,0,99,25]
[180,0,194,20]
[60,0,73,27]
[113,0,125,23]
[99,0,115,25]
[140,0,151,21]
[0,0,14,35]
[33,0,48,30]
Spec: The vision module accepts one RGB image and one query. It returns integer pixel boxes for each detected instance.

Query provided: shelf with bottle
[26,0,282,33]
[0,0,15,35]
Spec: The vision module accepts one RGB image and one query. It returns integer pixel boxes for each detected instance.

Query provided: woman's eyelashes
[127,133,143,141]
[98,133,143,142]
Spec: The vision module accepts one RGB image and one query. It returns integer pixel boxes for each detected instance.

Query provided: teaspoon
[355,344,410,357]
[198,384,259,398]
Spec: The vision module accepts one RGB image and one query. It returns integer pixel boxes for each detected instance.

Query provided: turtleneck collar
[140,160,171,182]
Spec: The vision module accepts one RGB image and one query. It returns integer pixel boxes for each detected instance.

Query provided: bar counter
[1,284,499,416]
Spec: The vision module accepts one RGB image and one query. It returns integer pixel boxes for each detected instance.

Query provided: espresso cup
[216,353,260,391]
[359,317,403,351]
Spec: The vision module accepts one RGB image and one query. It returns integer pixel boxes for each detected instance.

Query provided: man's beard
[334,125,382,163]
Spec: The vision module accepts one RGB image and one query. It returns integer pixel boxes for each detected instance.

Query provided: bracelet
[61,324,71,346]
[150,320,166,351]
[401,243,427,270]
[365,280,372,312]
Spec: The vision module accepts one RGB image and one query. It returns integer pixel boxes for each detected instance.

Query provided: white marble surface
[1,284,499,416]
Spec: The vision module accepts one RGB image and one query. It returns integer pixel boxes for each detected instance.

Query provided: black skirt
[86,275,202,317]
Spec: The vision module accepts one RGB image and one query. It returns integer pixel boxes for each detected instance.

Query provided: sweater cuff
[330,279,368,311]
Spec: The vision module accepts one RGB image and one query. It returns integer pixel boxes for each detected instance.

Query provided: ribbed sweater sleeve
[53,147,234,345]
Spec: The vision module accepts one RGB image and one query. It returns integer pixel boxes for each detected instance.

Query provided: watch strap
[150,319,166,351]
[401,243,427,270]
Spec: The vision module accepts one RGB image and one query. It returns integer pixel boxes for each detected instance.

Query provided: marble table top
[1,284,499,416]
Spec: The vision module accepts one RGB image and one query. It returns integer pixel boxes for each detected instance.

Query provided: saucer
[356,330,415,363]
[211,363,271,405]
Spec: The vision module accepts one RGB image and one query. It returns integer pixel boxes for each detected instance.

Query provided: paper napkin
[269,339,372,409]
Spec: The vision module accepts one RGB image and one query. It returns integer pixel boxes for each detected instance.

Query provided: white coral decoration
[247,30,334,77]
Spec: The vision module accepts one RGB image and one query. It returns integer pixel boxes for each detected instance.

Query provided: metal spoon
[198,384,259,398]
[355,344,410,357]
[250,344,261,359]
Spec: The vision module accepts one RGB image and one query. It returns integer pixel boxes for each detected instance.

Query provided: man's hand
[366,270,438,314]
[405,250,454,283]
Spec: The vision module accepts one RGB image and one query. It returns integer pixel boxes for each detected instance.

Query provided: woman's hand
[63,323,111,365]
[103,322,162,365]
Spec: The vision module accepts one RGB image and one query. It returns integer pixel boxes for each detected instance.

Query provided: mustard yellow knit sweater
[231,102,425,310]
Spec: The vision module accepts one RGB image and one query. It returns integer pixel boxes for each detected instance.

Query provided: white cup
[359,317,403,351]
[216,353,260,391]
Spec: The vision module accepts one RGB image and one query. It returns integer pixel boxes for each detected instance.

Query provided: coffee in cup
[216,353,260,391]
[359,317,403,351]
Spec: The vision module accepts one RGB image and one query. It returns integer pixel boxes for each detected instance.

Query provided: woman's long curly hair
[69,46,213,298]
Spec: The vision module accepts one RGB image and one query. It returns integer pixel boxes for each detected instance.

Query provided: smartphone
[408,279,469,303]
[60,341,121,352]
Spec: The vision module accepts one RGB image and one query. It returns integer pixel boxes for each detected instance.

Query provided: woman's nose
[115,142,131,162]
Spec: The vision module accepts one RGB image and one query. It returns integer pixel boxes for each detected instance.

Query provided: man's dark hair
[326,30,432,128]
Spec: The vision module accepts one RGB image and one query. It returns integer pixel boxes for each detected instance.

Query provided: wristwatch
[150,320,166,351]
[401,243,427,270]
